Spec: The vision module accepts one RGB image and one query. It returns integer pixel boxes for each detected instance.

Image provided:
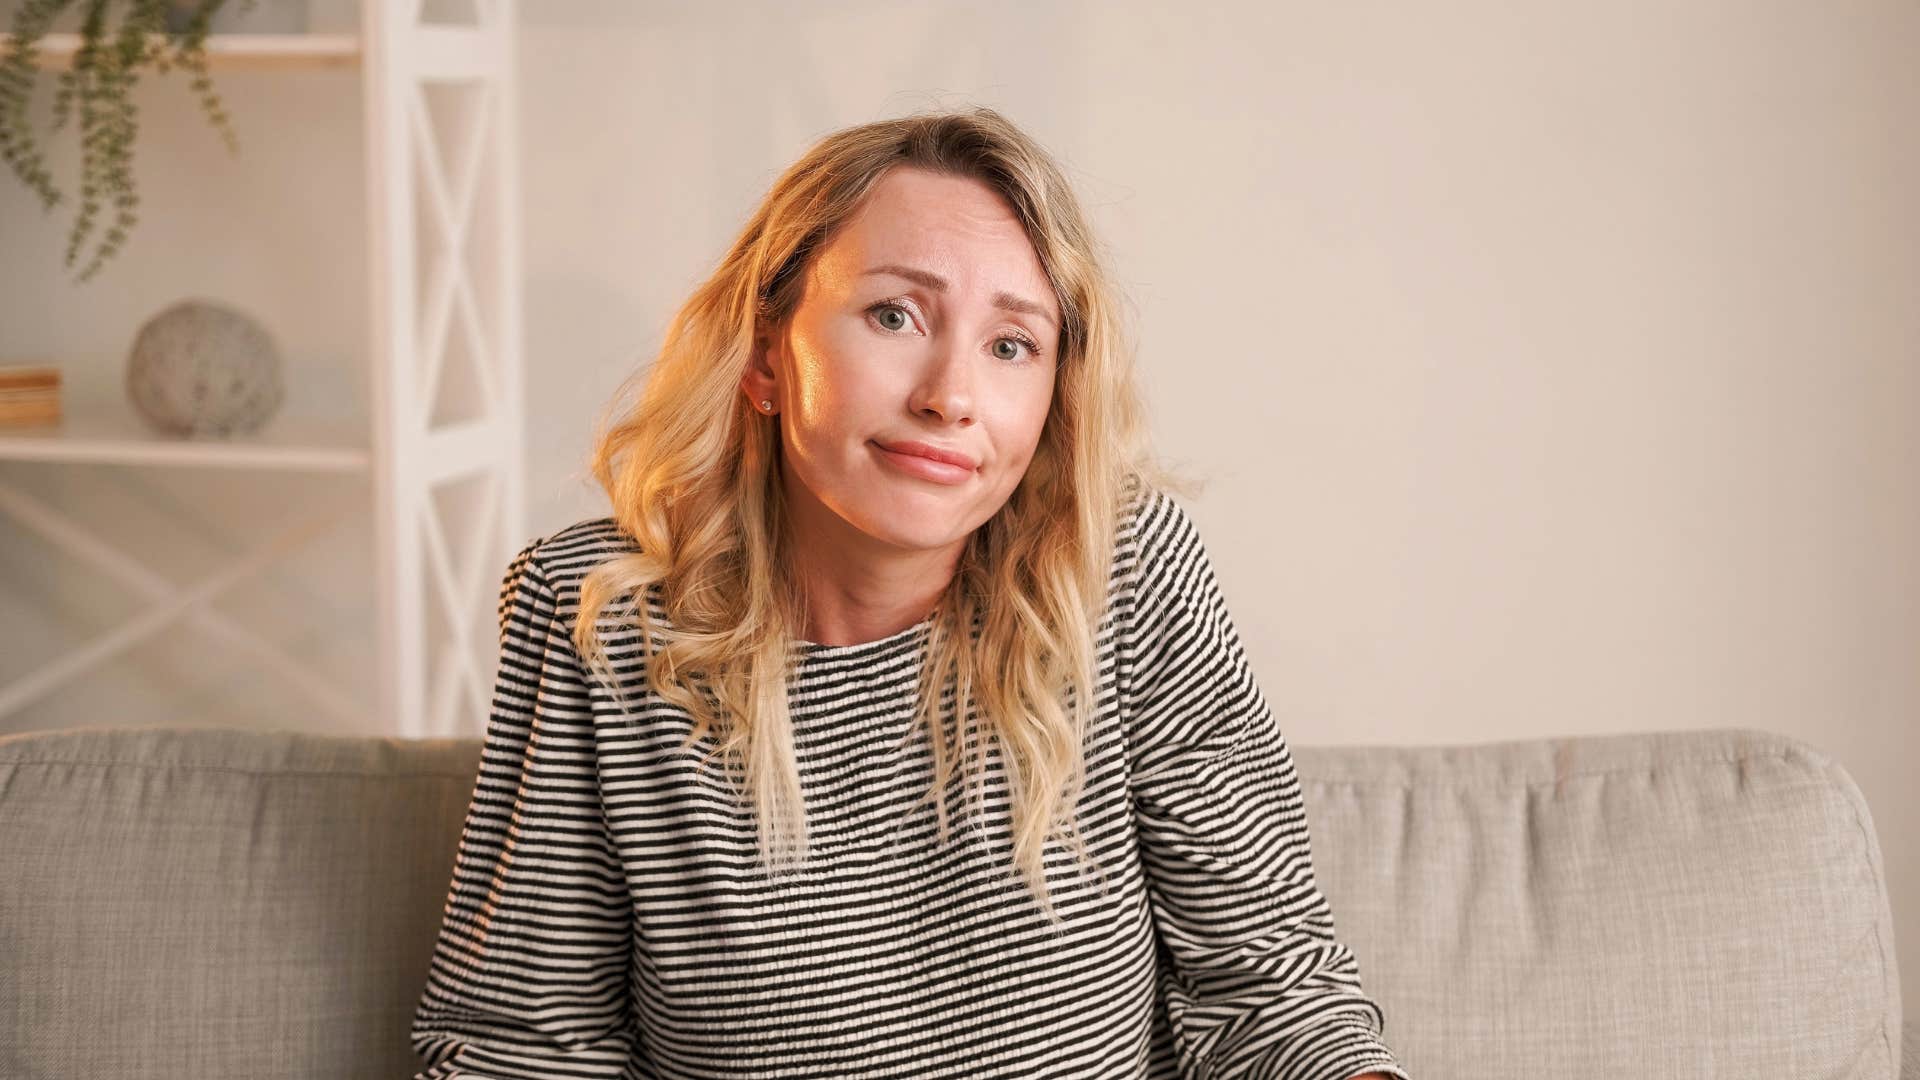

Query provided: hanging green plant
[0,0,258,284]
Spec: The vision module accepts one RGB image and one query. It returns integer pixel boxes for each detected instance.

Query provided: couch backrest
[1294,726,1903,1078]
[0,725,483,1080]
[0,724,1902,1078]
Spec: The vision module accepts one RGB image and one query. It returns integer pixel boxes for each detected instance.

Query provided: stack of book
[0,364,62,428]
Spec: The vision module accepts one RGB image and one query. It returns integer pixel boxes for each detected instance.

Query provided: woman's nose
[911,340,976,425]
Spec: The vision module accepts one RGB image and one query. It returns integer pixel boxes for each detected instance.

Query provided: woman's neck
[782,496,962,648]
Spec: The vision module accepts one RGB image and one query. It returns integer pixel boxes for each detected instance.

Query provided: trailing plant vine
[1,0,256,283]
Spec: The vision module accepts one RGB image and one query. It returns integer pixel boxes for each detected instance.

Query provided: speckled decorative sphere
[125,299,285,437]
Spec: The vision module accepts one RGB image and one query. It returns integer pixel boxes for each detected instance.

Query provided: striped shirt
[411,487,1408,1080]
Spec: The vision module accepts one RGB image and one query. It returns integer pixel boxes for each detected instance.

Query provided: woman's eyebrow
[863,264,1058,329]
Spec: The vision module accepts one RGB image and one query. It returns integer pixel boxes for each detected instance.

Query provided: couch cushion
[0,724,1903,1079]
[1294,726,1904,1078]
[0,725,481,1080]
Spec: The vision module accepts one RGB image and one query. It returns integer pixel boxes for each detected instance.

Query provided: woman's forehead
[810,177,1056,318]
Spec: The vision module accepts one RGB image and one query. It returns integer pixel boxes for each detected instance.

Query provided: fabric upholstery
[0,723,1903,1078]
[1294,727,1904,1077]
[0,725,482,1079]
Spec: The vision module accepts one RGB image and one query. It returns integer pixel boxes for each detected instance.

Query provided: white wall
[514,0,1919,1008]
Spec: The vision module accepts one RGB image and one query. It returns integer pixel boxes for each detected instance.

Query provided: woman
[411,106,1408,1080]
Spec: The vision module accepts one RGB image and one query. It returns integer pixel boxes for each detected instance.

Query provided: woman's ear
[741,321,781,411]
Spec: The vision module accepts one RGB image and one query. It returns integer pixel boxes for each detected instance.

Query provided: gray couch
[0,724,1906,1078]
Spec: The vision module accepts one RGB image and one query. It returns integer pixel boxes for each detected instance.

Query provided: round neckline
[793,613,935,659]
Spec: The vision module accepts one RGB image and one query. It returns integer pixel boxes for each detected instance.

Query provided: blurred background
[0,0,1913,1002]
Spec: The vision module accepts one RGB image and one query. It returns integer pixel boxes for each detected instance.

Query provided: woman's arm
[409,540,645,1079]
[1122,492,1410,1080]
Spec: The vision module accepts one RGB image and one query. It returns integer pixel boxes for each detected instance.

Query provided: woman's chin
[849,508,973,554]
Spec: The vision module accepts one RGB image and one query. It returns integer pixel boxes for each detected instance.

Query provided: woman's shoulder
[509,515,644,597]
[1115,480,1207,581]
[1106,478,1226,641]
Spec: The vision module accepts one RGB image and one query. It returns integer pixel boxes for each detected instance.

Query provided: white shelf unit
[17,31,363,70]
[0,0,524,740]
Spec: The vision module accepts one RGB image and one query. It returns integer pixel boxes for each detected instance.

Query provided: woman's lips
[871,441,974,485]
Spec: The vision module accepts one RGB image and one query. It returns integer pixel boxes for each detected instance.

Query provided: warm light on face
[759,166,1061,558]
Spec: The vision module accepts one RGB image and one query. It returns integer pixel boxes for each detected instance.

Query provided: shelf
[0,4,522,738]
[1,32,361,72]
[0,405,370,472]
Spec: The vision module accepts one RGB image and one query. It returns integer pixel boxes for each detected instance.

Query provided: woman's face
[745,166,1061,559]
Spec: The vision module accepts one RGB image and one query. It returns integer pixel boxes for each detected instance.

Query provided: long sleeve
[410,539,645,1079]
[1122,495,1409,1080]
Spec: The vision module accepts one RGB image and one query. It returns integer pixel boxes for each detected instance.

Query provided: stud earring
[760,399,773,412]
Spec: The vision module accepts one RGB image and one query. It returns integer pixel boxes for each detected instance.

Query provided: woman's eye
[873,303,911,332]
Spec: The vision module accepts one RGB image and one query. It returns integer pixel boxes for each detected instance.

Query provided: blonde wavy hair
[573,105,1190,924]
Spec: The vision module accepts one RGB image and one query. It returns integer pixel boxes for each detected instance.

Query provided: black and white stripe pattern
[411,487,1408,1080]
